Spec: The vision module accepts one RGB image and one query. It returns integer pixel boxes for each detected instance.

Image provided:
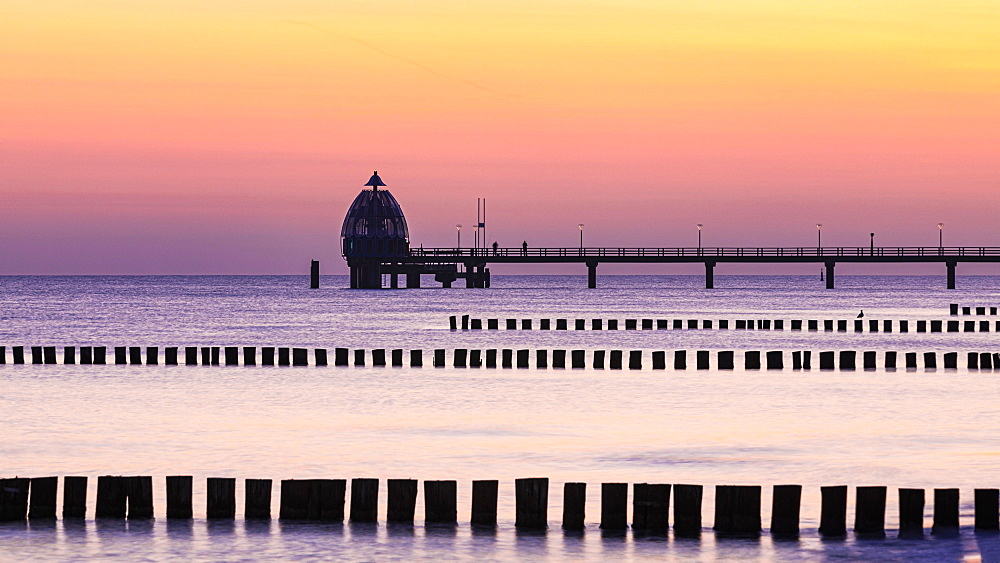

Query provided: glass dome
[341,172,410,258]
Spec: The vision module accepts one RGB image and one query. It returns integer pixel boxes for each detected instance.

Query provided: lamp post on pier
[816,223,822,252]
[697,224,703,254]
[456,224,462,249]
[938,223,944,250]
[578,224,585,249]
[870,232,875,256]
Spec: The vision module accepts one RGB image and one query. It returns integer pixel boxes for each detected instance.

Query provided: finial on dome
[365,171,386,190]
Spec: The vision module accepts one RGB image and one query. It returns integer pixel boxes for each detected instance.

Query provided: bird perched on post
[857,310,864,318]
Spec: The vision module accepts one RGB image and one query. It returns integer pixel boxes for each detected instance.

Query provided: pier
[386,246,1000,289]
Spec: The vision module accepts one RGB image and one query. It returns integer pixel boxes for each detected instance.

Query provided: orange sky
[2,1,998,274]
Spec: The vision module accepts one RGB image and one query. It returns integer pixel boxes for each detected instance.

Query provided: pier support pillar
[825,261,836,290]
[705,261,715,289]
[947,261,956,289]
[349,260,382,289]
[406,272,420,288]
[465,263,475,288]
[390,272,399,289]
[587,261,598,289]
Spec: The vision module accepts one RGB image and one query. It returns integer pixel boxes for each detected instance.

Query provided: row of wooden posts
[449,316,1000,333]
[1,346,998,370]
[2,346,998,370]
[1,476,997,538]
[951,304,999,315]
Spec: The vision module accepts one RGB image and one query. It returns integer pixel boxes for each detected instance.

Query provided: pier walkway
[381,246,1000,289]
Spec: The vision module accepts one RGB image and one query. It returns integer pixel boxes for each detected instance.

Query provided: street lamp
[473,224,479,254]
[938,223,944,249]
[696,224,703,252]
[578,224,585,249]
[456,224,462,249]
[870,232,875,255]
[816,224,822,251]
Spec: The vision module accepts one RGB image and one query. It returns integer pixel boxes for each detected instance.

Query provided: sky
[2,0,998,275]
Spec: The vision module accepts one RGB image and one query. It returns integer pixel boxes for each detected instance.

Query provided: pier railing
[410,246,1000,258]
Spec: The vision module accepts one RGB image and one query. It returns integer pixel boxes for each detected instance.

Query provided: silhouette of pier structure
[340,172,999,289]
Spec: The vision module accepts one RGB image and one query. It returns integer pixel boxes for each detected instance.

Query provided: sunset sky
[3,1,998,274]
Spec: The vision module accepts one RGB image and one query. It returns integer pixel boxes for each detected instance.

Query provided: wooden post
[770,484,801,537]
[608,319,619,330]
[839,351,856,370]
[279,479,345,521]
[868,319,878,332]
[63,346,76,364]
[975,488,999,531]
[453,349,468,367]
[628,350,642,370]
[932,320,944,332]
[470,349,483,368]
[719,319,729,329]
[424,480,458,524]
[898,488,924,537]
[652,351,666,370]
[792,351,802,369]
[123,476,154,519]
[883,320,892,332]
[552,349,566,368]
[688,319,699,329]
[917,320,927,332]
[745,351,761,370]
[245,479,272,519]
[207,477,236,519]
[12,345,25,364]
[164,347,178,365]
[562,482,586,530]
[520,318,532,330]
[515,478,548,529]
[536,349,548,368]
[62,476,87,519]
[185,347,197,365]
[142,346,156,365]
[673,484,703,537]
[389,349,403,366]
[449,315,457,330]
[819,485,848,537]
[697,350,710,369]
[92,346,106,364]
[632,483,670,533]
[863,351,876,370]
[885,351,897,369]
[674,350,687,370]
[766,351,783,369]
[717,351,734,370]
[591,319,602,330]
[315,348,328,366]
[485,349,497,368]
[713,485,761,536]
[609,350,623,369]
[471,480,499,527]
[576,319,587,330]
[502,349,513,368]
[802,351,812,369]
[949,303,959,315]
[823,320,833,331]
[506,319,517,330]
[79,346,92,364]
[332,347,347,366]
[41,346,56,364]
[944,352,957,369]
[900,320,909,332]
[278,347,290,366]
[434,349,445,367]
[625,319,637,330]
[114,346,126,364]
[310,259,320,288]
[642,319,653,329]
[387,479,418,523]
[554,318,567,330]
[600,483,628,530]
[367,348,384,367]
[981,320,991,332]
[677,319,687,329]
[410,349,423,367]
[969,352,980,369]
[487,319,499,330]
[350,478,379,522]
[211,347,221,365]
[96,476,127,518]
[572,350,586,369]
[931,488,959,535]
[166,476,193,519]
[0,477,29,521]
[906,352,917,369]
[28,476,58,519]
[819,351,834,369]
[352,349,364,366]
[225,346,239,366]
[854,486,886,538]
[517,349,529,368]
[924,352,937,369]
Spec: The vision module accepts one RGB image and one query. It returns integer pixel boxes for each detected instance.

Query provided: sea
[2,274,1000,561]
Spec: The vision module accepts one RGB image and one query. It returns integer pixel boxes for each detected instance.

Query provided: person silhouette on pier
[493,241,498,256]
[857,310,864,318]
[522,241,528,256]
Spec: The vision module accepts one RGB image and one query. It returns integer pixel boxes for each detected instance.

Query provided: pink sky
[2,1,998,275]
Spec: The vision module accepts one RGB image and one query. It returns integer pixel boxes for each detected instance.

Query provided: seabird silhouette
[857,310,864,318]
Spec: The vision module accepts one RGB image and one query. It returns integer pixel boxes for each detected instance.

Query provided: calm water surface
[2,275,1000,561]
